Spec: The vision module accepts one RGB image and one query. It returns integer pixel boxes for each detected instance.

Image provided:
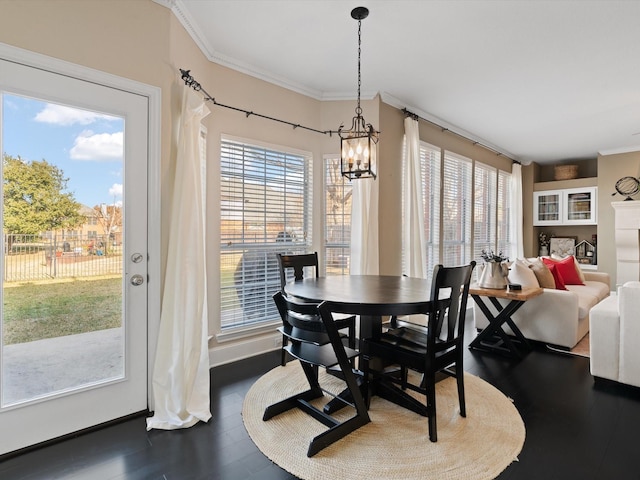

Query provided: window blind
[220,137,312,329]
[442,151,472,267]
[420,142,442,278]
[324,157,352,276]
[474,162,497,261]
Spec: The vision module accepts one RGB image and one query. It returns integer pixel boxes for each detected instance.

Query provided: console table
[468,285,543,358]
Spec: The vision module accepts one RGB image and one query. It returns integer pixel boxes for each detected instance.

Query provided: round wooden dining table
[284,274,433,339]
[285,274,433,415]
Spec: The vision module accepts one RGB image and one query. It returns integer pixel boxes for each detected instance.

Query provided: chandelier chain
[356,18,362,116]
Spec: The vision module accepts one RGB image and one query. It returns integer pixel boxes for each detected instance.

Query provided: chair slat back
[273,290,324,333]
[277,252,319,291]
[429,262,476,344]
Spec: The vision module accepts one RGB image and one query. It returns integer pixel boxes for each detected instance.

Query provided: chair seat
[382,327,429,349]
[374,328,459,368]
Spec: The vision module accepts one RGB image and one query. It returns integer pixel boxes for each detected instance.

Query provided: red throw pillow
[542,256,584,285]
[546,263,567,290]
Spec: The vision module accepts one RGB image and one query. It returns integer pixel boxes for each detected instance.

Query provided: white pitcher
[478,261,509,289]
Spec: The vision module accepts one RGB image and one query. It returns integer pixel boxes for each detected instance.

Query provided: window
[473,162,497,260]
[324,157,352,275]
[418,142,442,277]
[219,137,312,330]
[407,144,513,278]
[442,151,473,267]
[402,141,441,281]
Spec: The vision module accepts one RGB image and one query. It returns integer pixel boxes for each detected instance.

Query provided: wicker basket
[554,164,578,180]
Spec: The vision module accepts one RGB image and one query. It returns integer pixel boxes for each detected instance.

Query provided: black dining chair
[264,292,370,457]
[276,252,356,366]
[362,261,475,442]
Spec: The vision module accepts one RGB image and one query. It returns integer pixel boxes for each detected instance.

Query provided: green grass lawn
[3,277,122,345]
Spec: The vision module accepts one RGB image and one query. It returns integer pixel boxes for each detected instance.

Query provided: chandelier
[339,6,379,180]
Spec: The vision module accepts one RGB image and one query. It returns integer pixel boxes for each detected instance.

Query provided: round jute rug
[243,362,525,480]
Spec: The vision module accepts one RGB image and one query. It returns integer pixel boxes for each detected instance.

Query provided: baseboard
[209,333,281,368]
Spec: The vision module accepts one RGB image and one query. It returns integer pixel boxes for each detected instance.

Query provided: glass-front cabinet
[533,191,562,225]
[534,187,597,226]
[565,187,597,224]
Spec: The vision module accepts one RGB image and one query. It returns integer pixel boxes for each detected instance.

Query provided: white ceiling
[165,0,640,164]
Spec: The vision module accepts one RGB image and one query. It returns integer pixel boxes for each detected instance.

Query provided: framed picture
[549,237,577,258]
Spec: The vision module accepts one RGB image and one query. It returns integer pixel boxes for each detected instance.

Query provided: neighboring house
[45,204,123,246]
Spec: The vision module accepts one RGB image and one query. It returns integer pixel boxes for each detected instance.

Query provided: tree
[93,202,123,254]
[3,154,84,235]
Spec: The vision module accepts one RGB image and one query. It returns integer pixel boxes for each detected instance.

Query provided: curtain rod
[180,69,518,163]
[180,69,337,137]
[401,108,518,163]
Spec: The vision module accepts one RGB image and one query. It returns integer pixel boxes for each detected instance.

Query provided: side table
[469,285,543,358]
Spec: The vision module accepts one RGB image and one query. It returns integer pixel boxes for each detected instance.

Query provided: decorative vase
[540,246,549,257]
[478,261,509,289]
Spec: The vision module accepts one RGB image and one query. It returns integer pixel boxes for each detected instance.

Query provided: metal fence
[4,234,122,282]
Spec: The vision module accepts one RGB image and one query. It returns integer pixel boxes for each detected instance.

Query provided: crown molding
[380,92,518,161]
[598,145,640,157]
[155,0,331,100]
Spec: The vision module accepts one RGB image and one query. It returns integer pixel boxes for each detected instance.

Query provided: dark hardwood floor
[2,331,640,480]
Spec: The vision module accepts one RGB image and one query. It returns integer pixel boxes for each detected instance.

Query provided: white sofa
[590,281,640,388]
[473,257,610,349]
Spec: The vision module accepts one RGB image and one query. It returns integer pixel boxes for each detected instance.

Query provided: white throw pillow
[507,258,540,288]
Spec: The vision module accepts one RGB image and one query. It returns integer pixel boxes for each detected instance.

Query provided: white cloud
[35,103,117,126]
[70,130,123,161]
[109,183,123,198]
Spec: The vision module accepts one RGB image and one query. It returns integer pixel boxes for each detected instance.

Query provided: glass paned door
[0,55,149,455]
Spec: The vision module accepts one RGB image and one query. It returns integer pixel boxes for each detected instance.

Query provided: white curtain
[350,178,379,274]
[146,86,211,430]
[403,117,427,278]
[510,163,524,259]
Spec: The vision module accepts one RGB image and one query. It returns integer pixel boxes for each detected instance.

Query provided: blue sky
[2,94,123,208]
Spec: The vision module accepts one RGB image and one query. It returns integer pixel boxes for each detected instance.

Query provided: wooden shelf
[534,177,597,191]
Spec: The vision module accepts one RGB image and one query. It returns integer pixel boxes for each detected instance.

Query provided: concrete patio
[2,328,123,405]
